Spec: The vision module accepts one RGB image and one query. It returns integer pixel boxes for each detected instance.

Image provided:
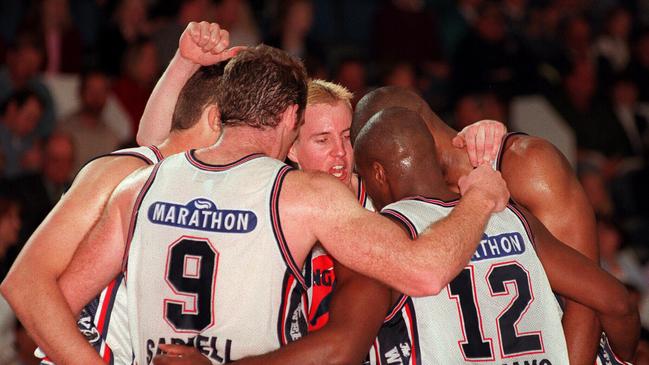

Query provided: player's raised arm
[285,164,508,297]
[519,205,640,361]
[137,21,242,145]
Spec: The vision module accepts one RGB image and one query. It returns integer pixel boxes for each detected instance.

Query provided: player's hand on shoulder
[458,164,509,213]
[452,120,507,167]
[153,344,211,365]
[179,21,245,66]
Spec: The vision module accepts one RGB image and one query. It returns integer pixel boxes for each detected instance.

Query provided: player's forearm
[598,300,640,361]
[237,279,389,365]
[410,188,493,296]
[2,273,103,365]
[562,302,601,364]
[137,50,200,146]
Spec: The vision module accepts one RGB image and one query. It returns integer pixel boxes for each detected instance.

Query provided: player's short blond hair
[307,79,353,109]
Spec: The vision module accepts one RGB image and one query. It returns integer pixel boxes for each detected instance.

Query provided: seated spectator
[19,0,84,75]
[0,90,44,178]
[9,133,73,243]
[0,31,55,138]
[452,92,507,130]
[58,70,120,174]
[96,0,151,77]
[112,39,159,137]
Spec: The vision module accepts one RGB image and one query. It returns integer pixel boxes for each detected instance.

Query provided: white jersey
[39,145,163,365]
[367,197,568,365]
[125,151,307,365]
[303,176,374,332]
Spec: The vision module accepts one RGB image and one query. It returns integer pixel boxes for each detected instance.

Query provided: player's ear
[372,161,386,186]
[206,103,221,134]
[288,140,299,164]
[281,104,299,131]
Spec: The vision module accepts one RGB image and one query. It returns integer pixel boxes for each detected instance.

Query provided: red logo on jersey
[308,254,336,332]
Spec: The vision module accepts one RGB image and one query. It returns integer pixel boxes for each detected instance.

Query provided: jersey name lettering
[148,198,257,233]
[472,232,525,262]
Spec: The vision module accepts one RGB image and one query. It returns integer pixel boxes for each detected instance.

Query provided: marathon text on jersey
[148,198,257,233]
[471,232,526,262]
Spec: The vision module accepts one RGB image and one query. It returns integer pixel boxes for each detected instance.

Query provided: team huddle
[0,22,641,365]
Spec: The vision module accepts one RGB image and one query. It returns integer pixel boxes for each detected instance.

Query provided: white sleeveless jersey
[303,176,374,332]
[367,197,568,365]
[125,151,307,365]
[38,145,163,365]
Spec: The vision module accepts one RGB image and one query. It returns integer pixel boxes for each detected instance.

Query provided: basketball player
[51,44,508,365]
[0,22,236,364]
[354,108,639,364]
[352,86,602,364]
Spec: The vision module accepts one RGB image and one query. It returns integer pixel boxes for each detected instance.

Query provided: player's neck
[400,176,459,202]
[434,129,474,192]
[193,126,289,164]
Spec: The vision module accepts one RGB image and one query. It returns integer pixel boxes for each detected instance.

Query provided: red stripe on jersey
[381,209,418,239]
[384,295,409,322]
[270,166,307,290]
[147,145,164,162]
[184,150,265,172]
[404,303,418,365]
[122,162,163,272]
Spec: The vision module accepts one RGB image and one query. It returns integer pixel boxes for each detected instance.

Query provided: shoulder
[501,135,573,186]
[69,154,151,197]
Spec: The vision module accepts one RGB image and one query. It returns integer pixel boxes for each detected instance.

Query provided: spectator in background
[0,197,20,281]
[153,0,217,67]
[96,0,151,76]
[381,62,417,90]
[265,0,324,76]
[0,31,55,138]
[610,76,649,160]
[334,57,367,106]
[451,1,537,102]
[112,39,160,137]
[0,90,44,179]
[548,61,633,158]
[595,7,633,74]
[597,217,647,293]
[21,0,84,74]
[9,133,73,244]
[58,70,120,174]
[452,92,507,130]
[629,29,649,103]
[214,0,260,47]
[0,197,21,365]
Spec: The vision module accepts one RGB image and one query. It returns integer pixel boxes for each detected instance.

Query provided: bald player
[352,86,602,364]
[354,107,639,364]
[0,22,234,364]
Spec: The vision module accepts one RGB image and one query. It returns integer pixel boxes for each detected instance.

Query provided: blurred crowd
[0,0,649,363]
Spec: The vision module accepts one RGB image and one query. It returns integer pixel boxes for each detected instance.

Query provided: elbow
[0,271,20,302]
[606,287,638,318]
[400,270,445,297]
[135,131,147,147]
[324,333,370,365]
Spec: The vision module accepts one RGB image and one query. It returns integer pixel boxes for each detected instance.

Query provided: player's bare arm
[0,156,148,361]
[519,205,640,361]
[46,167,153,365]
[501,135,601,363]
[282,165,509,296]
[137,21,241,146]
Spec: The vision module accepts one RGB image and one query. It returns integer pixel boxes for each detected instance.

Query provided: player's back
[369,197,568,365]
[125,151,307,365]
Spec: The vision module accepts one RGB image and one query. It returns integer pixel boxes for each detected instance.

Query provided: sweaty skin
[134,24,509,365]
[354,107,639,362]
[352,86,602,364]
